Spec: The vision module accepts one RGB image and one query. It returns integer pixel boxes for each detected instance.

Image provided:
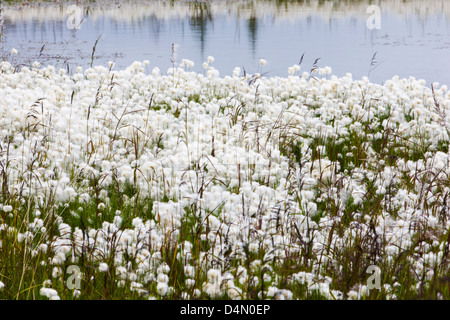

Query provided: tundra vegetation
[0,48,449,300]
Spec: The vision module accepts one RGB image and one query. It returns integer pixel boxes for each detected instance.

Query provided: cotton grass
[0,56,449,300]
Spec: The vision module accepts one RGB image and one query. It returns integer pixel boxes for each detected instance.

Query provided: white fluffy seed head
[98,263,109,272]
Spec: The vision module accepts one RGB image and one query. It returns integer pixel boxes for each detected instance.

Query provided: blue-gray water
[2,0,450,85]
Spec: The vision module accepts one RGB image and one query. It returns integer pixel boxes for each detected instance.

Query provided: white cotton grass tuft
[113,215,122,227]
[98,263,109,272]
[185,278,195,288]
[288,64,300,75]
[2,205,13,213]
[40,287,60,300]
[157,263,170,274]
[181,59,194,69]
[184,265,195,278]
[156,282,169,296]
[73,289,81,299]
[52,267,62,278]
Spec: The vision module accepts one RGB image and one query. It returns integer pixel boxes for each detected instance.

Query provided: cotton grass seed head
[73,289,81,299]
[98,263,109,272]
[40,287,60,300]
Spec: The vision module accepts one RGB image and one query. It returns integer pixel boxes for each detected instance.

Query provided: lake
[1,0,450,86]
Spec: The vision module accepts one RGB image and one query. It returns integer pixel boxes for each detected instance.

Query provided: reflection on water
[1,0,450,85]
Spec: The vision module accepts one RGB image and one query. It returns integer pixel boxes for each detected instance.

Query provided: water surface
[1,0,450,85]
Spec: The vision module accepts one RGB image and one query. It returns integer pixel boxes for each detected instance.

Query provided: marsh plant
[0,50,449,300]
